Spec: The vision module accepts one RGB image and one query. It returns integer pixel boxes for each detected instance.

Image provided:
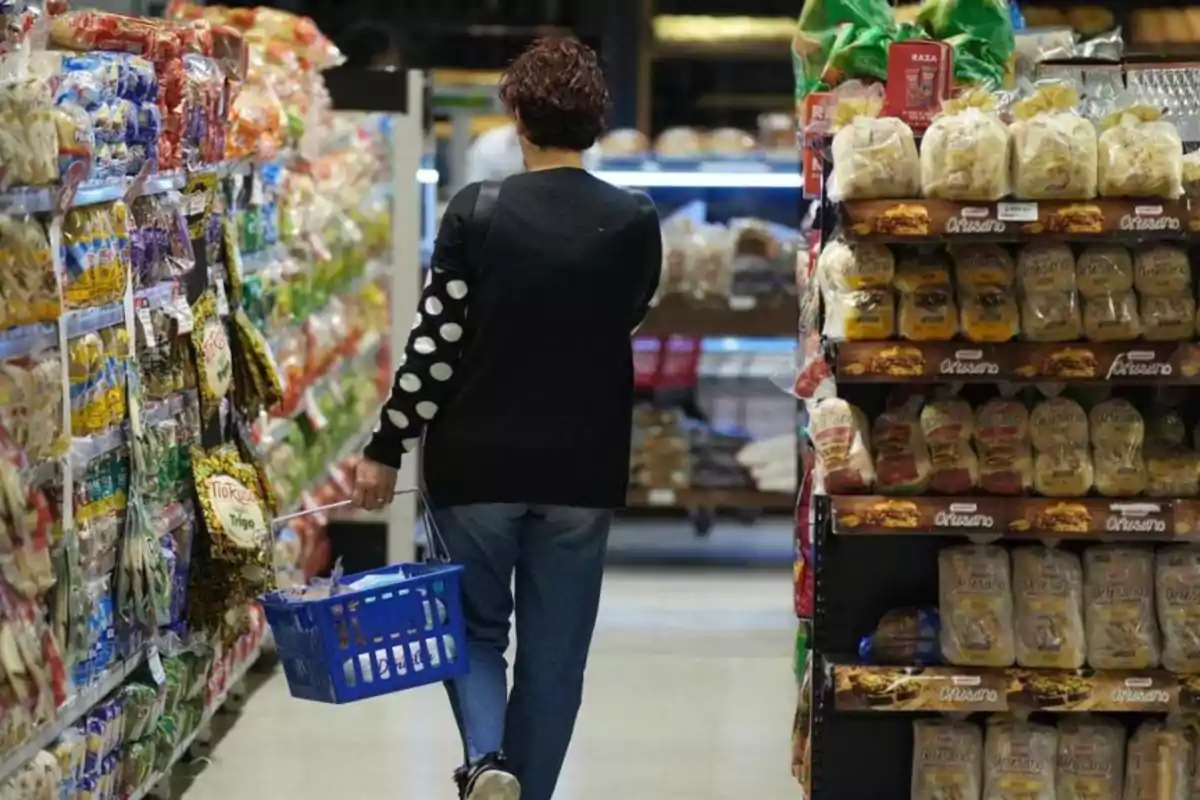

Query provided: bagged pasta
[1123,721,1188,800]
[896,254,958,341]
[1022,291,1082,342]
[1089,399,1147,498]
[1010,84,1098,200]
[921,90,1011,201]
[974,398,1033,495]
[809,398,874,493]
[1135,245,1191,295]
[1142,294,1197,342]
[1097,104,1183,198]
[1155,546,1200,673]
[920,398,979,494]
[1075,245,1134,297]
[1084,545,1160,669]
[1012,547,1085,669]
[983,717,1057,800]
[1083,291,1141,342]
[1017,241,1077,294]
[939,544,1015,667]
[1031,397,1094,497]
[828,92,920,201]
[1056,716,1125,800]
[912,719,983,800]
[872,407,932,494]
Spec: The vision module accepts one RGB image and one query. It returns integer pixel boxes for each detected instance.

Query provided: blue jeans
[432,504,612,800]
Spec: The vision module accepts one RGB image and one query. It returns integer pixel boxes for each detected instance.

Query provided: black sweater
[363,168,662,508]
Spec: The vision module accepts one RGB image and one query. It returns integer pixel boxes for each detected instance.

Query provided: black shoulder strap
[468,180,502,266]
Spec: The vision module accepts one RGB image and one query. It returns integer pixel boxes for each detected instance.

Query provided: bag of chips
[1010,84,1098,200]
[1097,104,1183,199]
[189,290,232,426]
[921,89,1010,201]
[829,90,920,201]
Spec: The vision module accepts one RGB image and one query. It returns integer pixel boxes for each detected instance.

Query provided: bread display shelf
[640,295,796,336]
[832,663,1200,714]
[830,495,1200,540]
[627,487,795,509]
[834,340,1200,384]
[841,198,1194,241]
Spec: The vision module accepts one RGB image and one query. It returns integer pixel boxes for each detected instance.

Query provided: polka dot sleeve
[363,190,475,469]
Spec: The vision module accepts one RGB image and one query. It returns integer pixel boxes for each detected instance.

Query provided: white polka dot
[423,270,433,288]
[429,363,453,381]
[411,312,422,330]
[402,437,419,452]
[398,373,421,393]
[414,337,436,355]
[416,401,438,420]
[397,352,406,368]
[446,280,468,300]
[386,409,409,428]
[372,421,382,433]
[439,323,463,342]
[425,296,443,316]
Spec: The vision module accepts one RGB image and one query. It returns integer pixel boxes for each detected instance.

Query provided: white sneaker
[465,768,521,800]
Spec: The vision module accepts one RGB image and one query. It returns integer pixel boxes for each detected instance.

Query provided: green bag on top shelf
[944,33,1007,88]
[792,0,895,99]
[917,0,1015,68]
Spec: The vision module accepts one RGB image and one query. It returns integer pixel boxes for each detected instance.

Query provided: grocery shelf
[595,156,801,189]
[64,301,126,339]
[0,651,146,784]
[0,171,188,215]
[0,322,58,359]
[627,487,795,510]
[640,296,796,337]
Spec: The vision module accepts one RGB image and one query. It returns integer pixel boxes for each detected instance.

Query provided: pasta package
[974,399,1033,495]
[983,718,1057,800]
[1097,105,1184,199]
[1083,291,1141,341]
[1141,294,1196,342]
[828,95,920,201]
[921,399,979,494]
[1017,241,1077,294]
[939,545,1015,668]
[1013,547,1085,669]
[1075,245,1134,297]
[922,90,1011,201]
[1134,245,1191,295]
[1056,716,1125,800]
[912,719,983,800]
[1010,84,1098,200]
[1090,399,1146,498]
[1021,291,1082,342]
[872,408,932,494]
[1156,546,1200,673]
[1123,721,1188,800]
[809,398,874,494]
[1084,546,1160,669]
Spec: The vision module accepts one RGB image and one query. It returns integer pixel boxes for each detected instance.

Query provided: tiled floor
[182,565,801,800]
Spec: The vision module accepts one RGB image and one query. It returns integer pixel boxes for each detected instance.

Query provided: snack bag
[921,89,1010,201]
[1013,546,1085,669]
[828,89,920,201]
[189,290,232,426]
[939,544,1015,667]
[1084,545,1160,669]
[873,407,932,494]
[1056,716,1125,800]
[1156,546,1200,673]
[1097,104,1183,198]
[912,719,983,800]
[1123,721,1188,800]
[983,717,1057,800]
[1010,84,1098,200]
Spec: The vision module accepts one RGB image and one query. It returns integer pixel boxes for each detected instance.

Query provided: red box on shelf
[884,40,953,132]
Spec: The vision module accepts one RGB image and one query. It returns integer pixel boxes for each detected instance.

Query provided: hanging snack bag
[872,406,932,495]
[1155,546,1200,673]
[912,719,983,800]
[920,398,980,494]
[939,544,1015,667]
[1089,399,1147,498]
[896,253,958,341]
[1056,716,1125,800]
[1012,546,1085,669]
[1123,721,1188,800]
[1010,84,1098,200]
[828,89,920,201]
[921,89,1011,201]
[818,239,896,341]
[1030,397,1094,497]
[1097,104,1184,198]
[189,290,232,426]
[809,398,875,493]
[984,717,1058,800]
[1084,545,1160,669]
[974,398,1033,495]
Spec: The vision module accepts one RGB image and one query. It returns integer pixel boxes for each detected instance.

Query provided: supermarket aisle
[184,567,799,800]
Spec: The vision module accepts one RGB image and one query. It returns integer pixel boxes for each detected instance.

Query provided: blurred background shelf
[640,297,796,337]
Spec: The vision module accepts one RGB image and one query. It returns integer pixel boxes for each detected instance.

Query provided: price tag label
[997,202,1038,222]
[148,645,166,686]
[647,489,676,506]
[136,306,157,348]
[728,296,756,311]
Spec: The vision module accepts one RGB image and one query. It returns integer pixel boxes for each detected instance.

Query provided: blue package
[858,606,941,665]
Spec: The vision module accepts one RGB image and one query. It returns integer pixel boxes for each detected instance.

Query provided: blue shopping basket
[261,491,468,704]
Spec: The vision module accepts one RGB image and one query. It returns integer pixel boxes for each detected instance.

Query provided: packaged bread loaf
[828,94,920,201]
[974,398,1034,495]
[1031,397,1094,497]
[1123,721,1188,800]
[912,719,983,800]
[1089,398,1147,497]
[922,90,1011,201]
[872,407,932,495]
[1084,545,1160,669]
[1145,410,1200,497]
[1097,105,1184,198]
[1155,546,1200,673]
[1013,546,1085,669]
[939,544,1016,667]
[1018,241,1077,294]
[1142,294,1197,342]
[1022,291,1083,342]
[1056,716,1126,800]
[1135,245,1191,295]
[809,398,874,493]
[949,244,1020,342]
[951,244,1016,294]
[1010,84,1099,200]
[896,254,958,341]
[983,717,1057,800]
[818,240,896,341]
[1076,245,1134,297]
[920,398,979,494]
[1083,291,1141,341]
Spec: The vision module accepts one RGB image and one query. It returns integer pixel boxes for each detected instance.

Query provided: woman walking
[351,37,662,800]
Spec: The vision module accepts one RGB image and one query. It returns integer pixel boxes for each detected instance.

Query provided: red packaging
[884,40,953,132]
[801,92,836,199]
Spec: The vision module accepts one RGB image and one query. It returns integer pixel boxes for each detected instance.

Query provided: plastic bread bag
[960,288,1020,343]
[1017,241,1077,294]
[920,398,979,494]
[939,544,1015,667]
[0,215,59,329]
[984,717,1057,800]
[1010,83,1098,200]
[1123,720,1188,800]
[859,606,941,665]
[898,282,958,340]
[1089,398,1147,497]
[974,398,1033,495]
[1075,244,1133,298]
[1155,546,1200,673]
[1134,245,1191,295]
[1184,149,1200,198]
[822,287,895,341]
[1013,546,1085,668]
[1083,291,1141,341]
[808,398,875,494]
[1142,294,1197,342]
[1056,716,1125,800]
[872,406,932,495]
[1084,545,1160,669]
[950,243,1015,294]
[1031,397,1094,496]
[921,89,1011,201]
[1145,409,1200,498]
[1022,291,1083,342]
[1097,103,1183,198]
[690,224,734,301]
[912,719,983,800]
[817,238,895,291]
[828,88,920,201]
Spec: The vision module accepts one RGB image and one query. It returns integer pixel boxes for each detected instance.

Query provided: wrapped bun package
[1097,104,1183,198]
[921,89,1010,201]
[1010,84,1098,200]
[828,90,920,201]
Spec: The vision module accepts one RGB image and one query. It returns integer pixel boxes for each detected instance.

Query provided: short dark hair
[499,37,609,151]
